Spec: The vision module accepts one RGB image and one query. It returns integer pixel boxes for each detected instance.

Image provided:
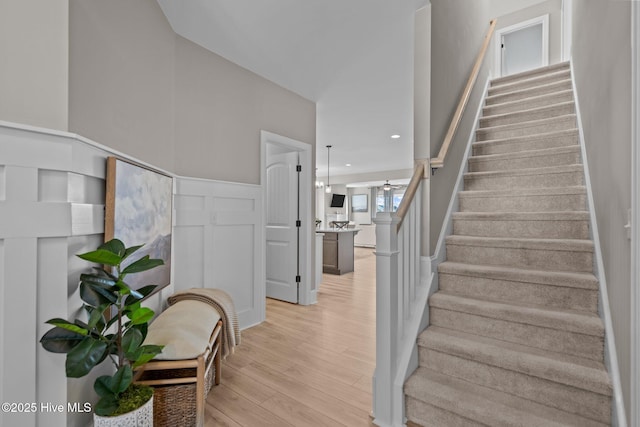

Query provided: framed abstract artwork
[105,157,173,294]
[351,194,368,213]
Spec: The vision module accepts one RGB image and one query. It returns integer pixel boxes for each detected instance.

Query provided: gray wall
[495,0,563,68]
[68,0,316,184]
[0,0,69,131]
[571,0,632,421]
[429,0,493,253]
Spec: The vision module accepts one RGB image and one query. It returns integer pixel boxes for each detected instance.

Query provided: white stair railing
[373,163,426,427]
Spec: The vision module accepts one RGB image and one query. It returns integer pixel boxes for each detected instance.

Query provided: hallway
[205,247,377,426]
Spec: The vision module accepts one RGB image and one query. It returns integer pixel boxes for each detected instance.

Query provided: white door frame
[561,0,573,61]
[260,131,315,307]
[494,14,550,78]
[630,0,640,423]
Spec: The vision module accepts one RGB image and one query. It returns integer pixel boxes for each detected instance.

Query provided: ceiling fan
[382,180,403,191]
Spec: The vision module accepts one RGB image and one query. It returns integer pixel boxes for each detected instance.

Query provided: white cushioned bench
[134,300,223,427]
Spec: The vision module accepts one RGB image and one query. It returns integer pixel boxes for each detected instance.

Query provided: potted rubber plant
[40,239,164,426]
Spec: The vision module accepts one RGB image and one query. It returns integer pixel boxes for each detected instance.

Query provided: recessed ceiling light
[346,163,352,167]
[391,134,400,139]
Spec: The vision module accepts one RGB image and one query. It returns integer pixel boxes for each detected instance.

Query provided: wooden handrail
[430,19,497,170]
[396,161,426,230]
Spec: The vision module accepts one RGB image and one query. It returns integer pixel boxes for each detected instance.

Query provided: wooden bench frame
[134,320,223,426]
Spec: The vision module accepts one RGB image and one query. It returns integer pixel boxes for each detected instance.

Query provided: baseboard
[570,59,628,427]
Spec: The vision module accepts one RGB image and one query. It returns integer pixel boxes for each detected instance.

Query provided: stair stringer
[570,60,628,427]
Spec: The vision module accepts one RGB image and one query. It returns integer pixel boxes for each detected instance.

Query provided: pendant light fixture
[325,145,332,193]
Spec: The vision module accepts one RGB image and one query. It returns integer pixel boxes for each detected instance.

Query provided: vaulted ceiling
[156,0,424,179]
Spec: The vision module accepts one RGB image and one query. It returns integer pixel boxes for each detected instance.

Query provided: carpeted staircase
[404,62,613,426]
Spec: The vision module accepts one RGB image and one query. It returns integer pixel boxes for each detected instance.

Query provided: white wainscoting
[0,121,263,426]
[174,177,264,329]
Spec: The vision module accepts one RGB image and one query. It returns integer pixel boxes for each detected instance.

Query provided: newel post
[372,212,400,426]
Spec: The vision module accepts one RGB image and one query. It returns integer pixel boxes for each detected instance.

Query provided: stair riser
[488,71,572,96]
[429,308,604,361]
[485,80,573,105]
[468,150,581,172]
[453,218,589,239]
[483,91,574,116]
[445,243,593,272]
[479,103,575,128]
[459,192,587,212]
[439,273,598,312]
[406,397,485,427]
[464,170,583,191]
[476,117,576,141]
[472,132,579,156]
[420,349,611,424]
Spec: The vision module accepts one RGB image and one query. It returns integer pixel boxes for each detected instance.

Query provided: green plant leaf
[46,318,89,336]
[86,304,107,331]
[130,323,149,341]
[124,285,157,305]
[65,338,108,378]
[131,344,163,368]
[121,256,164,275]
[80,282,117,307]
[111,365,133,394]
[94,375,116,398]
[99,239,126,257]
[80,273,116,288]
[92,267,117,280]
[122,328,143,358]
[94,394,119,417]
[122,244,144,261]
[40,327,85,353]
[77,249,122,267]
[128,307,154,325]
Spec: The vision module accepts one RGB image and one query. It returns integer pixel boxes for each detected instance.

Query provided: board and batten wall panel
[0,122,178,427]
[174,177,264,329]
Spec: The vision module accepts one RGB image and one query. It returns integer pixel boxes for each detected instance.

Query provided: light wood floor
[205,247,377,426]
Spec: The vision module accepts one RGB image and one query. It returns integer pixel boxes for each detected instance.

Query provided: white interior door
[496,15,549,77]
[265,151,300,303]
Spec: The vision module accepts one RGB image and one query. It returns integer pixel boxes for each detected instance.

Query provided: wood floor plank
[260,392,345,427]
[206,247,377,426]
[208,384,294,427]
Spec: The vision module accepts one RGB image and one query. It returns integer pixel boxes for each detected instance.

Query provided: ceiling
[156,0,424,180]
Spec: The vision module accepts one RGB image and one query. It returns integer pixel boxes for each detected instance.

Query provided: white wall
[174,177,264,328]
[0,0,69,131]
[0,122,263,426]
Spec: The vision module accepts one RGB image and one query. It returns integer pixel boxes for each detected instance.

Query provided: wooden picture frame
[105,157,173,294]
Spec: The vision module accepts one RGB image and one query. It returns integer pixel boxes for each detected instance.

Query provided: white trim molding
[494,14,550,78]
[631,0,640,424]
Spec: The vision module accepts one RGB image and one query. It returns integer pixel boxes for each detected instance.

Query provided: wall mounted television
[330,193,346,208]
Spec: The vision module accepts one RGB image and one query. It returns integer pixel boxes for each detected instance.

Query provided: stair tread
[459,185,587,198]
[405,367,607,427]
[491,62,570,86]
[417,327,612,395]
[489,69,572,95]
[476,114,576,134]
[483,89,574,113]
[430,291,603,336]
[446,235,594,252]
[438,261,599,290]
[469,145,580,164]
[465,164,583,179]
[472,128,578,149]
[479,101,575,126]
[453,211,589,220]
[485,79,573,104]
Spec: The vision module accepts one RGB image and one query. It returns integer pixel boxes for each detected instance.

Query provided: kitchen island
[317,228,360,275]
